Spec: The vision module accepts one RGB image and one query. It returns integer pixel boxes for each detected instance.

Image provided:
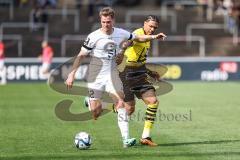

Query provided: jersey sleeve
[131,28,143,44]
[81,34,95,54]
[119,28,136,41]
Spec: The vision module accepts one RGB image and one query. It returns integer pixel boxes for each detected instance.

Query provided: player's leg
[89,99,102,120]
[88,99,104,120]
[140,89,158,146]
[119,67,136,116]
[87,81,104,120]
[107,73,136,148]
[121,80,136,116]
[122,65,158,146]
[121,100,137,148]
[84,96,115,112]
[109,91,136,148]
[40,62,51,79]
[124,100,135,116]
[41,62,50,74]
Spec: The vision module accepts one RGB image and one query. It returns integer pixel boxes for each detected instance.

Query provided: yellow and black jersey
[124,28,150,66]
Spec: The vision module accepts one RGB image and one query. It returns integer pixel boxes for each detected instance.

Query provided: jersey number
[105,43,116,59]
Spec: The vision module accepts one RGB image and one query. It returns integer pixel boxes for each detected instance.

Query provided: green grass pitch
[0,82,240,160]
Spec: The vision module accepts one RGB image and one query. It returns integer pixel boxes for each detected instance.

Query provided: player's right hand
[155,33,167,40]
[65,75,75,90]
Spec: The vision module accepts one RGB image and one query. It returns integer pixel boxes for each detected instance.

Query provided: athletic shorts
[87,70,123,100]
[119,65,155,102]
[40,62,51,73]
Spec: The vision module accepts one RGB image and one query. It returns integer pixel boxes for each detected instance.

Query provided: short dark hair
[99,7,115,19]
[145,15,160,23]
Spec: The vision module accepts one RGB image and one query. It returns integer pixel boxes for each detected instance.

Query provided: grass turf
[0,82,240,160]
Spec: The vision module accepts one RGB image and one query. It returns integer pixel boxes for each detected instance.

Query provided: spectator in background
[76,0,115,22]
[86,0,111,22]
[36,0,57,8]
[223,0,233,12]
[39,41,54,77]
[215,0,224,15]
[197,0,209,20]
[32,0,48,30]
[0,41,6,85]
[229,2,240,30]
[15,0,29,7]
[32,0,57,30]
[222,0,236,32]
[215,0,233,15]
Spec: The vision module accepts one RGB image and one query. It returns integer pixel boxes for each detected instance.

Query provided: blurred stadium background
[0,0,240,160]
[1,0,240,57]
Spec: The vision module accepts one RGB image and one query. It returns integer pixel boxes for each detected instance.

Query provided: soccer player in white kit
[65,7,165,148]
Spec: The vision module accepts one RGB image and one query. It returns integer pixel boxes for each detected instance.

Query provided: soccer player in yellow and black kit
[119,15,166,146]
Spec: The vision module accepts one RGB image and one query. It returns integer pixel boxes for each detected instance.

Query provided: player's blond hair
[99,7,115,19]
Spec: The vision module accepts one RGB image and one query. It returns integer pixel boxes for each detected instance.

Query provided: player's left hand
[120,40,133,50]
[116,53,124,65]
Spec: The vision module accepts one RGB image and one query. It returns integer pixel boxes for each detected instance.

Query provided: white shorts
[87,70,123,100]
[0,60,4,70]
[40,62,50,73]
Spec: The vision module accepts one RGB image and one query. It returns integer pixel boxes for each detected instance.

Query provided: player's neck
[142,28,148,35]
[100,28,114,35]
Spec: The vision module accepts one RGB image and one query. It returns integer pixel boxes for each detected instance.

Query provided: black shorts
[119,65,155,102]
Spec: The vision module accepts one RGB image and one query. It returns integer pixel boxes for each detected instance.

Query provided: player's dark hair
[99,7,115,19]
[145,15,160,23]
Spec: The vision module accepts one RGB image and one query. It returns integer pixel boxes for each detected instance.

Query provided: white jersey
[81,27,135,74]
[80,27,135,99]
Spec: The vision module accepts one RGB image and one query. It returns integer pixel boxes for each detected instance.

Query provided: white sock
[117,108,129,141]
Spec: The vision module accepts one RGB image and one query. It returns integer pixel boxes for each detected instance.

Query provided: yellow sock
[142,102,158,138]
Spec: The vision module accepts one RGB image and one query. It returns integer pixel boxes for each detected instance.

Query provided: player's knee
[90,101,102,117]
[91,106,98,113]
[146,97,158,106]
[91,106,102,119]
[124,101,135,115]
[125,106,135,115]
[128,107,135,115]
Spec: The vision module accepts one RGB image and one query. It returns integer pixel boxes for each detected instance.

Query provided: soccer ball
[74,132,92,149]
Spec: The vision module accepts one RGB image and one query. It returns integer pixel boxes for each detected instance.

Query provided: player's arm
[66,35,94,89]
[133,32,167,42]
[65,50,87,89]
[116,40,132,65]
